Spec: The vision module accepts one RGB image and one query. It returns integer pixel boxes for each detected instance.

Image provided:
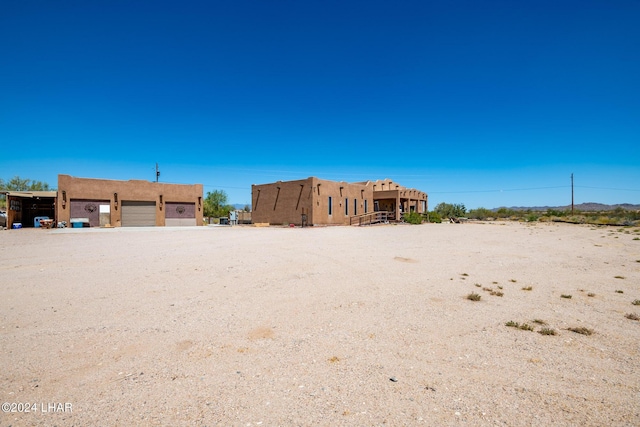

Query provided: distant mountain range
[498,203,640,212]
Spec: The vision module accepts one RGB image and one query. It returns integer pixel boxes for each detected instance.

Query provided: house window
[328,196,332,215]
[345,198,349,216]
[364,200,368,213]
[354,199,357,215]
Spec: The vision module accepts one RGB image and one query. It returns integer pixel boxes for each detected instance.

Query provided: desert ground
[1,221,639,426]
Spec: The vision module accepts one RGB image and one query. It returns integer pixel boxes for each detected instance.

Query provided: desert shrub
[547,209,568,217]
[519,323,534,331]
[426,211,442,223]
[561,294,572,299]
[434,202,466,219]
[568,327,593,335]
[632,300,640,306]
[468,207,493,220]
[538,328,557,336]
[466,293,481,301]
[403,211,423,224]
[495,207,517,219]
[525,212,539,222]
[505,321,519,327]
[625,313,640,321]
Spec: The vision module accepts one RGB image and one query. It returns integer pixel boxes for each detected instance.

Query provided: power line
[430,185,569,194]
[575,185,640,192]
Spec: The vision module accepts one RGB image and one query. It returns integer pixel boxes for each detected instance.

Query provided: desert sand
[1,221,639,426]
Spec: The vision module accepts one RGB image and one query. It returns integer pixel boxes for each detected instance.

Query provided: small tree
[1,176,51,191]
[468,207,492,220]
[434,202,466,219]
[204,190,232,218]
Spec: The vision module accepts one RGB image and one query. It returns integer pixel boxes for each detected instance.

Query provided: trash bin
[12,223,22,229]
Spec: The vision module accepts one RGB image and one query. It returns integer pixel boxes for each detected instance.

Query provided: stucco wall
[57,175,203,226]
[252,178,315,226]
[251,177,374,226]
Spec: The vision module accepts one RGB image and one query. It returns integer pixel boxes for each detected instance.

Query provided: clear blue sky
[1,1,639,209]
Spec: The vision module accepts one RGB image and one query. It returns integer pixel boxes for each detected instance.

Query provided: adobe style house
[251,177,427,226]
[57,175,203,227]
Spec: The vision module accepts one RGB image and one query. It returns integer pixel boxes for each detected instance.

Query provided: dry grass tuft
[522,286,533,291]
[561,294,572,299]
[538,328,557,336]
[568,327,594,336]
[466,293,481,301]
[625,313,640,321]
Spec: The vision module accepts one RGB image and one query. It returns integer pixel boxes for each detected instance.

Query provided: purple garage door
[165,202,196,226]
[70,200,110,227]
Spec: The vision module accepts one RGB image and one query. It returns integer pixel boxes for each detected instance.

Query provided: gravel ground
[1,221,639,426]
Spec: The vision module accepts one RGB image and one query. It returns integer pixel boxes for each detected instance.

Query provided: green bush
[468,207,492,220]
[525,213,539,222]
[434,202,466,219]
[426,211,442,223]
[403,211,423,224]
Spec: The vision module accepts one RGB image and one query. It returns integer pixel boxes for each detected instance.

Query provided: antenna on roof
[156,163,160,183]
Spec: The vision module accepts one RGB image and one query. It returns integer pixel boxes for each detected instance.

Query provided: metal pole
[571,173,574,215]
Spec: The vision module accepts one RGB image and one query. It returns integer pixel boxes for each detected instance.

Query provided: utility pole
[155,163,160,183]
[571,173,574,215]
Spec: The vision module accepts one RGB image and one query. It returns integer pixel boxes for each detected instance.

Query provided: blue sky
[1,1,639,209]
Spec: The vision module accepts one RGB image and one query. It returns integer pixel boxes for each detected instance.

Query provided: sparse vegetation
[615,290,624,294]
[568,327,594,336]
[509,279,517,283]
[533,319,547,325]
[625,313,640,321]
[614,275,626,279]
[434,202,467,220]
[462,206,640,226]
[561,294,572,299]
[466,293,482,301]
[519,323,534,331]
[505,321,519,328]
[588,293,596,297]
[426,211,442,223]
[538,328,557,336]
[475,283,481,288]
[328,356,340,363]
[522,286,533,291]
[490,291,504,297]
[403,211,423,224]
[632,300,640,306]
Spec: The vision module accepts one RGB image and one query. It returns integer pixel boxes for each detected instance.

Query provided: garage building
[57,175,203,227]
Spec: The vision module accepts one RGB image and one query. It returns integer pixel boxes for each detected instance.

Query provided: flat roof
[2,191,57,198]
